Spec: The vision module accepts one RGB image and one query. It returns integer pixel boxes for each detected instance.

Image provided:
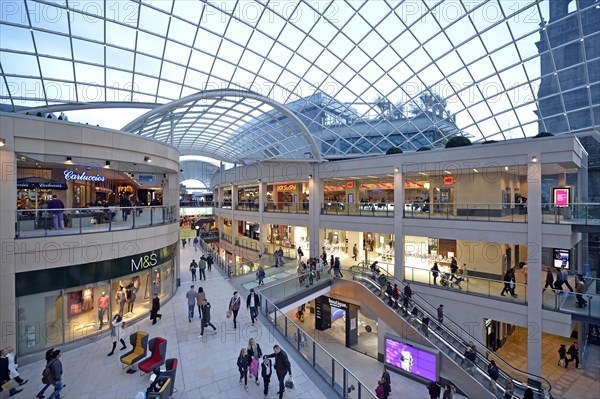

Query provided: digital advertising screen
[385,337,438,382]
[552,187,570,207]
[553,248,570,269]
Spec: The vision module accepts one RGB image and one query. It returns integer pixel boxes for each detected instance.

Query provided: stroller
[439,271,450,287]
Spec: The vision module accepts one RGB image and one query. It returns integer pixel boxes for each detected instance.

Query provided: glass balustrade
[15,205,177,238]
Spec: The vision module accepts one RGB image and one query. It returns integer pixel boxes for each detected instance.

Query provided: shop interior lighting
[65,157,73,164]
[257,178,261,182]
[144,156,152,163]
[444,170,451,174]
[104,161,111,169]
[419,172,428,176]
[473,168,478,173]
[531,156,538,163]
[504,166,509,171]
[394,167,399,172]
[308,174,313,179]
[0,138,5,147]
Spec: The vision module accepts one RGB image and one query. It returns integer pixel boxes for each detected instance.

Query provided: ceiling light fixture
[65,157,73,164]
[394,167,399,172]
[444,170,451,174]
[473,168,478,173]
[144,156,152,163]
[504,166,509,171]
[104,160,111,169]
[308,174,313,179]
[0,138,5,147]
[531,156,538,163]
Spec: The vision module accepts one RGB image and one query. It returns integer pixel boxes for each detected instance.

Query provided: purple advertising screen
[385,338,438,382]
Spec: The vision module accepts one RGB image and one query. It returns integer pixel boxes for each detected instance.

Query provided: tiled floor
[14,245,331,399]
[495,326,600,399]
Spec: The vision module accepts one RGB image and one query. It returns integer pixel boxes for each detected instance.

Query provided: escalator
[342,267,553,399]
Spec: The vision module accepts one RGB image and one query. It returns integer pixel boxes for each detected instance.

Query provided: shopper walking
[575,275,587,308]
[39,349,63,399]
[48,195,65,231]
[256,266,266,286]
[562,269,574,292]
[431,262,440,285]
[247,338,263,385]
[190,259,198,282]
[266,345,292,399]
[261,356,273,399]
[297,246,304,263]
[150,293,162,325]
[503,379,514,399]
[392,284,400,308]
[437,304,444,328]
[385,282,394,306]
[427,380,441,399]
[107,314,127,356]
[543,267,554,293]
[381,367,391,399]
[196,287,206,318]
[449,257,458,281]
[403,282,412,310]
[422,314,430,338]
[206,254,214,271]
[487,360,499,394]
[500,270,511,296]
[237,348,250,391]
[229,291,242,329]
[566,342,580,369]
[198,299,217,337]
[554,267,564,293]
[246,289,261,326]
[186,285,196,322]
[198,256,207,281]
[558,344,567,367]
[375,378,385,399]
[34,349,55,399]
[193,236,200,252]
[509,269,518,298]
[4,347,26,387]
[352,244,358,261]
[0,349,23,396]
[442,384,455,399]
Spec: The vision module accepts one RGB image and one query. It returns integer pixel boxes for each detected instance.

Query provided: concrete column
[526,152,543,378]
[232,185,239,210]
[0,119,17,352]
[393,166,404,281]
[577,151,588,201]
[308,166,321,259]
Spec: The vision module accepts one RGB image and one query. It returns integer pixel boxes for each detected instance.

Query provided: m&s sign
[131,253,158,271]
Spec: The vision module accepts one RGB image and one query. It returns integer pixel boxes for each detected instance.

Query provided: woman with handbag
[247,338,262,385]
[107,314,127,356]
[0,349,22,396]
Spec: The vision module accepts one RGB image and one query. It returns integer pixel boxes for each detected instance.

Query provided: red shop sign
[443,176,454,185]
[347,181,354,189]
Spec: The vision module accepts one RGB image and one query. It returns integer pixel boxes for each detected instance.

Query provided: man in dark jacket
[403,283,412,310]
[566,342,580,369]
[543,268,554,292]
[43,349,63,399]
[427,380,441,399]
[266,345,291,399]
[198,299,217,337]
[0,349,23,396]
[500,270,512,296]
[150,294,162,325]
[246,289,261,325]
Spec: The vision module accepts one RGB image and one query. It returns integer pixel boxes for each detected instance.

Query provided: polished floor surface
[495,326,600,399]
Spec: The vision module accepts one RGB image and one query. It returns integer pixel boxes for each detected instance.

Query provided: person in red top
[392,284,400,307]
[97,292,110,329]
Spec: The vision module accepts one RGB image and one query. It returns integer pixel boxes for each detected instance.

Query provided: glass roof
[1,0,599,164]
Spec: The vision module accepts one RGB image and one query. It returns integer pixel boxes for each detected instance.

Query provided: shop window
[17,290,63,356]
[63,282,110,344]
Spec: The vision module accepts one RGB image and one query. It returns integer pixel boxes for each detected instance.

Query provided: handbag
[249,358,259,378]
[284,376,295,389]
[226,309,232,319]
[1,379,18,391]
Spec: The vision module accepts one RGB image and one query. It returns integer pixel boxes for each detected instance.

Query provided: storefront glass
[64,281,110,344]
[17,290,63,356]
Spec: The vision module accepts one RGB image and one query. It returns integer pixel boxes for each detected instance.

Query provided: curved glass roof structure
[1,0,599,165]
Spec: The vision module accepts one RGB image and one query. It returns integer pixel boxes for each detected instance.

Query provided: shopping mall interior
[1,1,599,399]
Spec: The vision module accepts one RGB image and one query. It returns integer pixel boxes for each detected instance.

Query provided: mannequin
[116,286,126,317]
[126,281,138,314]
[125,284,132,314]
[98,291,109,329]
[82,288,93,311]
[107,314,127,356]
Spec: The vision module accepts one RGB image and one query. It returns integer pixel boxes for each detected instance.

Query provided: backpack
[42,360,56,384]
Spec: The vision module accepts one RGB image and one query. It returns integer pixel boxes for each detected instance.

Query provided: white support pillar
[308,167,322,259]
[393,166,404,281]
[526,153,543,378]
[259,181,266,255]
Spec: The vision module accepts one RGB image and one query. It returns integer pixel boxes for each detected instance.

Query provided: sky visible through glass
[0,0,598,163]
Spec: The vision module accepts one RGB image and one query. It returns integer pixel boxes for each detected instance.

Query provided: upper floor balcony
[15,205,177,238]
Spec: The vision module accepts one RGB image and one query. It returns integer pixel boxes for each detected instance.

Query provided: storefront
[266,224,308,249]
[239,221,260,241]
[238,186,259,209]
[15,244,177,356]
[266,182,309,210]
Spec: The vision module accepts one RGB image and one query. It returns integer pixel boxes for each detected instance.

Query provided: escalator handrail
[347,266,553,396]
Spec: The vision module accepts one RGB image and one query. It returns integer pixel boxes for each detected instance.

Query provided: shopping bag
[249,358,259,378]
[1,379,18,391]
[285,376,295,389]
[226,309,232,319]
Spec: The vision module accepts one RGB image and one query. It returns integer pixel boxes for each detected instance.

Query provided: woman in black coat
[150,294,162,325]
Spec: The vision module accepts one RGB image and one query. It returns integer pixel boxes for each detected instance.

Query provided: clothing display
[82,289,93,311]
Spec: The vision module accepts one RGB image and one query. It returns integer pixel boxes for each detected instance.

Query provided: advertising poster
[552,187,570,207]
[385,338,437,382]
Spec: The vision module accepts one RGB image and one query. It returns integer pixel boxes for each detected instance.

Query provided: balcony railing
[321,202,394,217]
[264,202,309,214]
[235,236,260,251]
[220,232,232,243]
[235,201,260,211]
[403,203,527,222]
[542,203,600,225]
[15,205,177,238]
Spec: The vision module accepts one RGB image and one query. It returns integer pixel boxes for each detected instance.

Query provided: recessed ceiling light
[473,168,478,173]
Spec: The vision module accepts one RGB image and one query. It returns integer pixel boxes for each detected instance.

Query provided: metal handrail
[351,266,552,396]
[260,294,376,398]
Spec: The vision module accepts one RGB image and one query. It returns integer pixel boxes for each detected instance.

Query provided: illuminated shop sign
[131,253,158,271]
[328,298,348,310]
[241,186,259,193]
[347,181,354,189]
[443,176,454,185]
[17,182,68,190]
[63,170,106,182]
[276,184,297,191]
[138,175,155,183]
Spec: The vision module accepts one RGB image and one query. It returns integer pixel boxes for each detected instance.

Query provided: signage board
[553,248,570,269]
[443,176,454,185]
[63,170,105,182]
[138,175,156,183]
[347,181,354,189]
[17,182,68,190]
[552,187,570,207]
[276,184,297,191]
[385,336,439,383]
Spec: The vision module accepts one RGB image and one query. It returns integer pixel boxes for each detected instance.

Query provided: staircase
[346,267,553,399]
